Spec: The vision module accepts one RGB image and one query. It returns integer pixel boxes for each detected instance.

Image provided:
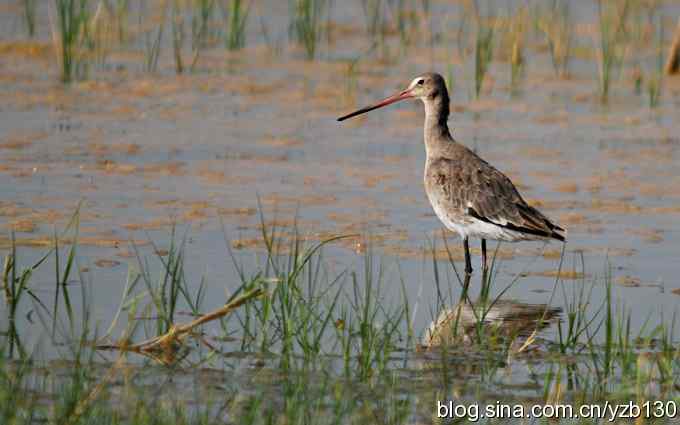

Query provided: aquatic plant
[289,0,328,59]
[170,0,185,73]
[2,206,680,424]
[143,4,166,73]
[191,0,216,55]
[389,0,416,46]
[538,0,572,78]
[2,233,39,358]
[474,17,495,98]
[53,0,91,83]
[507,7,527,94]
[362,0,383,39]
[22,0,37,37]
[647,17,664,108]
[222,0,249,50]
[596,0,630,103]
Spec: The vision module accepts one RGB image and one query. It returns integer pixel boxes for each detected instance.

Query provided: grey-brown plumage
[338,72,565,274]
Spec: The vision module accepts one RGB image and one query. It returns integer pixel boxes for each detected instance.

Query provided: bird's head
[337,72,448,122]
[405,72,447,100]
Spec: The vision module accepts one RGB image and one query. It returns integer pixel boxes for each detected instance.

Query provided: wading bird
[337,73,565,275]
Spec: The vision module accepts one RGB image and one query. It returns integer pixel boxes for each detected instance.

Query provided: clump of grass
[538,0,572,78]
[143,4,166,73]
[289,0,329,59]
[647,16,664,108]
[2,208,84,359]
[390,0,416,47]
[171,0,185,74]
[113,0,130,43]
[22,0,37,38]
[362,0,383,40]
[168,0,219,73]
[2,232,41,359]
[474,17,495,98]
[596,0,630,104]
[52,0,91,83]
[190,0,217,70]
[222,0,250,50]
[506,7,527,94]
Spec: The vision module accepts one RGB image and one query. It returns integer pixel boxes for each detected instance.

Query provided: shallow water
[0,0,679,357]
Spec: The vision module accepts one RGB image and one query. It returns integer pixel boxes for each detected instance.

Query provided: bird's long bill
[337,89,413,122]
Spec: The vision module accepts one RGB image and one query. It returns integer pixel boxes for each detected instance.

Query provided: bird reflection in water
[421,275,561,350]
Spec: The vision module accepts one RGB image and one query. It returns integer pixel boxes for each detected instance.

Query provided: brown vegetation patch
[197,169,227,184]
[218,207,257,217]
[588,199,642,214]
[615,276,641,287]
[554,182,579,193]
[625,228,664,243]
[0,131,47,150]
[542,249,564,259]
[107,104,140,119]
[525,270,586,280]
[143,161,186,176]
[78,236,149,248]
[0,41,52,61]
[95,259,121,268]
[580,247,636,257]
[12,87,77,109]
[557,212,589,226]
[262,193,337,207]
[122,218,173,231]
[638,183,672,198]
[197,169,257,185]
[533,113,569,125]
[0,202,32,218]
[116,249,137,259]
[0,235,52,248]
[86,160,137,175]
[231,237,265,250]
[183,202,212,221]
[647,206,680,214]
[327,210,387,224]
[125,79,185,99]
[260,136,304,148]
[6,218,36,233]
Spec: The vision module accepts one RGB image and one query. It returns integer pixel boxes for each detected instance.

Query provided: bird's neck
[423,92,452,157]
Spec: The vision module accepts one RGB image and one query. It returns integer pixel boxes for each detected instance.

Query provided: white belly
[428,195,533,242]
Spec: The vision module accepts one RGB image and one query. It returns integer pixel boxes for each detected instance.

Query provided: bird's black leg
[463,237,473,275]
[481,239,488,273]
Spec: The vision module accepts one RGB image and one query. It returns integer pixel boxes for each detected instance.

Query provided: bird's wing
[426,156,565,240]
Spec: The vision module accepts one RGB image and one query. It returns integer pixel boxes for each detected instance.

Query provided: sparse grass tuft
[506,7,527,94]
[289,0,329,59]
[474,17,495,98]
[52,0,91,83]
[538,0,572,78]
[23,0,37,38]
[596,0,630,103]
[647,15,664,108]
[222,0,249,50]
[143,4,166,73]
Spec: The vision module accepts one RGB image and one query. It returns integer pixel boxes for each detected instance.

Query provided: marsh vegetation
[1,0,680,423]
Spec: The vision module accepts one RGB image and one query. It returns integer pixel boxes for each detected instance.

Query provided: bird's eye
[417,79,424,85]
